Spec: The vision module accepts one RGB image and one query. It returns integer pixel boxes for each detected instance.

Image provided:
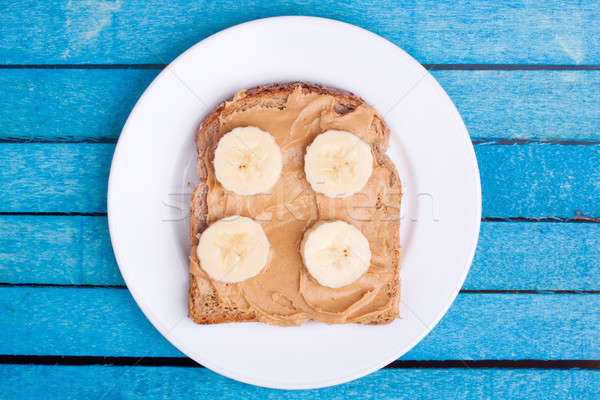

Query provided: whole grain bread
[189,82,401,325]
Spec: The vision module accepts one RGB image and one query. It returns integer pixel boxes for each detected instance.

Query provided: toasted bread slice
[189,82,401,325]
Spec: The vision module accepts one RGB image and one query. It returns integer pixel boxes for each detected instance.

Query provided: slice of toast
[189,82,401,325]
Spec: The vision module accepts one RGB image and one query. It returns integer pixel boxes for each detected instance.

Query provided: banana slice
[304,130,373,198]
[301,220,371,288]
[213,126,283,195]
[197,216,270,283]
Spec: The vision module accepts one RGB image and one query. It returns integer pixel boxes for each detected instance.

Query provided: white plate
[108,16,481,389]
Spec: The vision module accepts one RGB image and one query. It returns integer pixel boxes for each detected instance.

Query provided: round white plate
[108,16,481,389]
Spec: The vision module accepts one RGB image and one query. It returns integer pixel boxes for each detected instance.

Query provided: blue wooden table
[1,1,599,398]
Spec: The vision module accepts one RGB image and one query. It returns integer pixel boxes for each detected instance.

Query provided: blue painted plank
[467,222,600,290]
[0,287,598,359]
[435,70,600,142]
[2,217,599,290]
[0,365,598,399]
[1,69,600,141]
[0,216,121,286]
[477,143,600,218]
[1,1,599,64]
[1,143,598,217]
[0,69,158,141]
[0,143,113,213]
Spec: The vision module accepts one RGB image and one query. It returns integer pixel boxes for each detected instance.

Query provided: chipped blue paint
[1,1,599,64]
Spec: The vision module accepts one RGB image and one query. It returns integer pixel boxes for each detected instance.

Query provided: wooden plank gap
[1,64,599,70]
[424,64,600,70]
[1,356,598,370]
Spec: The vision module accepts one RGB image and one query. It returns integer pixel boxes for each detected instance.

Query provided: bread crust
[189,82,400,324]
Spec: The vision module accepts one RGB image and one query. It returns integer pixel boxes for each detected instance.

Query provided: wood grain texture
[1,69,600,141]
[1,287,598,360]
[0,2,598,396]
[476,143,600,218]
[2,217,599,290]
[467,222,600,290]
[1,143,598,217]
[0,69,158,141]
[0,143,112,213]
[1,1,599,64]
[435,70,600,142]
[0,216,120,286]
[0,365,598,399]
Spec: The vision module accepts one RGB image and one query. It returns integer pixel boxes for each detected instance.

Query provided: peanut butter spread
[190,85,401,325]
